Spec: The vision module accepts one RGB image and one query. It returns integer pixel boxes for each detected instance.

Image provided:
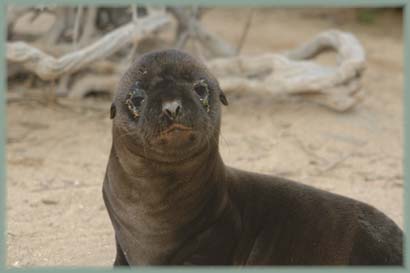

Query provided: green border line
[1,0,409,272]
[1,265,406,272]
[6,0,409,7]
[0,0,5,271]
[2,266,409,273]
[404,2,410,270]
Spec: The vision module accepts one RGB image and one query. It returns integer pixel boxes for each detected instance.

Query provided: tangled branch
[7,11,170,80]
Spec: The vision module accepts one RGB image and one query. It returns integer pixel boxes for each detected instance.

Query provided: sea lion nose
[162,100,181,120]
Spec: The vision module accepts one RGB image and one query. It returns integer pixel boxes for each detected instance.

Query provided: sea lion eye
[194,84,207,98]
[131,95,144,107]
[125,82,145,118]
[193,80,210,112]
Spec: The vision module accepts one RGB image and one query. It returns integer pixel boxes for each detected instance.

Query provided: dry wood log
[68,73,118,98]
[7,6,32,34]
[168,7,236,57]
[7,11,171,81]
[78,7,98,46]
[7,5,365,112]
[207,30,366,111]
[41,7,70,45]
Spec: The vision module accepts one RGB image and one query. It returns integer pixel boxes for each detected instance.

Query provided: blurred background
[6,5,403,267]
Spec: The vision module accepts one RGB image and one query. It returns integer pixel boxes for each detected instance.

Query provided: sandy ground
[6,8,404,267]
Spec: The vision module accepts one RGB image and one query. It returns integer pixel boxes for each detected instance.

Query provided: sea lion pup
[102,49,403,266]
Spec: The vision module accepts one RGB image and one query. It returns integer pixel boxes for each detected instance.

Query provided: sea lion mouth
[150,123,196,148]
[161,123,193,135]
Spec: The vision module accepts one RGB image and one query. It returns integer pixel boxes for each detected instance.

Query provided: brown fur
[103,49,403,266]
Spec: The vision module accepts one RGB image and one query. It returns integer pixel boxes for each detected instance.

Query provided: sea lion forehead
[139,49,201,66]
[116,49,218,102]
[135,49,209,80]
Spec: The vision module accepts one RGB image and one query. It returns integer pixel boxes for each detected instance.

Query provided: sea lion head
[110,49,228,163]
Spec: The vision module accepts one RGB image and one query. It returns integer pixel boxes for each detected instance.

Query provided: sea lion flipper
[219,93,229,106]
[110,103,116,119]
[113,238,129,266]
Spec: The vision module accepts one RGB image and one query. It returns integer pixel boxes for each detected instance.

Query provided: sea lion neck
[104,139,230,259]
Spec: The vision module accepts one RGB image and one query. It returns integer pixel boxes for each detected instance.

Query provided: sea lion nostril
[162,100,182,119]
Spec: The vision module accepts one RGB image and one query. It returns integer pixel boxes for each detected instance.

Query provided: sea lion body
[102,49,403,266]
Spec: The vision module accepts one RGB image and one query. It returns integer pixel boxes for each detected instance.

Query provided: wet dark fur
[103,49,403,266]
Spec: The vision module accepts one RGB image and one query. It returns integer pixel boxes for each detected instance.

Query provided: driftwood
[69,74,118,98]
[7,5,365,111]
[168,7,236,58]
[7,6,31,36]
[78,7,98,46]
[41,7,71,45]
[207,30,366,111]
[7,10,171,81]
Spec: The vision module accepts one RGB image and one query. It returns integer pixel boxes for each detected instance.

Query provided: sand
[6,8,403,267]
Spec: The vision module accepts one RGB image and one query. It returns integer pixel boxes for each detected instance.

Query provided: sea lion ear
[110,103,116,119]
[219,91,229,106]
